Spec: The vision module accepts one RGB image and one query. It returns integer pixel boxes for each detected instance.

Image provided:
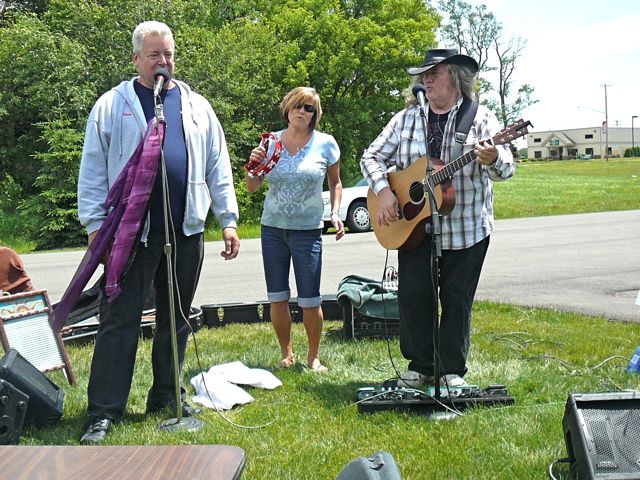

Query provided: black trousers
[397,235,489,378]
[86,230,204,421]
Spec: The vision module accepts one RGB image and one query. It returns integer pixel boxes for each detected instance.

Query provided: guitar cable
[379,250,402,381]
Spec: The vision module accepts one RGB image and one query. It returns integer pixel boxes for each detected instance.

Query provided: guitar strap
[451,97,479,161]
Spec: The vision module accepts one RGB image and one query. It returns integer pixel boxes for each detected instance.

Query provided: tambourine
[244,132,283,178]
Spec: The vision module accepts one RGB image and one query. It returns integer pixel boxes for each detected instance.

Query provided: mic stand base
[159,416,204,433]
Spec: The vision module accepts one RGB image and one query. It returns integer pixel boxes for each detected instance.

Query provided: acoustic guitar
[367,119,532,250]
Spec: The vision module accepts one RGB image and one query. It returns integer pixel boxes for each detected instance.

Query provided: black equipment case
[201,296,341,328]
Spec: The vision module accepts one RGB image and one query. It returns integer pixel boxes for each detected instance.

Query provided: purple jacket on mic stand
[51,119,165,332]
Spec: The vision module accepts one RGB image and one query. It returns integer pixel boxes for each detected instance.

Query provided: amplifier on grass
[563,391,640,479]
[0,378,29,445]
[341,302,399,340]
[0,348,64,428]
[336,275,400,340]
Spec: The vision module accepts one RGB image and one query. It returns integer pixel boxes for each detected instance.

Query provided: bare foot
[308,358,328,372]
[280,354,296,368]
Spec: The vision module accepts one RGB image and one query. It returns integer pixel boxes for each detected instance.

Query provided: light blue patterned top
[261,130,340,230]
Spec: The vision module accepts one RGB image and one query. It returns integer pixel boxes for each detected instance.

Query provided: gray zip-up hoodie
[78,77,239,239]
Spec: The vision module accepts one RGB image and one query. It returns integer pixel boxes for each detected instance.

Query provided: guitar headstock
[493,119,533,146]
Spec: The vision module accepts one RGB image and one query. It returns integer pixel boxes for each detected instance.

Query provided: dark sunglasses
[299,104,316,113]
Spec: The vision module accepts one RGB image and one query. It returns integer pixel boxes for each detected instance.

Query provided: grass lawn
[22,303,640,479]
[493,158,640,219]
[5,158,640,478]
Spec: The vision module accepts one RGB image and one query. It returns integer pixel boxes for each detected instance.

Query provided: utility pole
[602,84,611,161]
[632,115,638,151]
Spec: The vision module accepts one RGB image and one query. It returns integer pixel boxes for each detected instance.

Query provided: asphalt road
[21,210,640,323]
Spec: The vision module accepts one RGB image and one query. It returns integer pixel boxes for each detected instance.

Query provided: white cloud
[459,0,640,131]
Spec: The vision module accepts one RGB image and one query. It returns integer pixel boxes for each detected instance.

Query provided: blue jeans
[260,225,323,308]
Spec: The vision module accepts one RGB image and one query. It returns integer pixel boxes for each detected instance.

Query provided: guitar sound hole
[408,181,424,204]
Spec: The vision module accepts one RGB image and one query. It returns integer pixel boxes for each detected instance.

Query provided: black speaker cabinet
[0,378,29,444]
[0,348,64,428]
[563,392,640,479]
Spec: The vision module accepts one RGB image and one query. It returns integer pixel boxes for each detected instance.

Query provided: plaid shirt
[360,98,515,250]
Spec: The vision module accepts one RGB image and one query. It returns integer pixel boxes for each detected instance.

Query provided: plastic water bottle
[628,346,640,373]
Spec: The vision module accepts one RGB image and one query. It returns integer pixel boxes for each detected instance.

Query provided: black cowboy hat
[407,48,479,75]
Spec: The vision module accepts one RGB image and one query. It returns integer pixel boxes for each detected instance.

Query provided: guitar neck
[432,149,477,185]
[430,119,532,186]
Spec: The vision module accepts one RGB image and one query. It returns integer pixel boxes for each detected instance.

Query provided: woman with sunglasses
[245,86,344,372]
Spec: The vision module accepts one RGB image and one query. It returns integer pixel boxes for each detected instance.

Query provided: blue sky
[447,0,640,132]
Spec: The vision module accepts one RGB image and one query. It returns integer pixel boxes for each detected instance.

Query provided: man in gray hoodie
[78,20,240,444]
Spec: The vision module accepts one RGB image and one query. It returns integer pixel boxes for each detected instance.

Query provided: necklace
[283,129,311,155]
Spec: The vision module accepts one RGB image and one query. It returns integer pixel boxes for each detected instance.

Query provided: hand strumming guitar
[376,187,399,227]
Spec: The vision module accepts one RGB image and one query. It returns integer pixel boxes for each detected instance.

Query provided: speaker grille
[581,405,640,474]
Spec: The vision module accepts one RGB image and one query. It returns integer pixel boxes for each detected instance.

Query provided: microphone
[412,84,427,110]
[153,67,171,97]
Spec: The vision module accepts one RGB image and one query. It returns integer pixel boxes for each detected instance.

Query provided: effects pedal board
[356,382,515,414]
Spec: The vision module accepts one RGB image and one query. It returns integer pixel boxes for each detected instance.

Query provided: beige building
[526,126,639,160]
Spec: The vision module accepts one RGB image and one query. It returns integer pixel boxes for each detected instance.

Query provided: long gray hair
[403,63,477,108]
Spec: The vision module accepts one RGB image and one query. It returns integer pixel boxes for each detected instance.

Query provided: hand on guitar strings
[376,187,399,227]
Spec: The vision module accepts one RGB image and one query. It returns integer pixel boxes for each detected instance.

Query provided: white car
[322,177,371,233]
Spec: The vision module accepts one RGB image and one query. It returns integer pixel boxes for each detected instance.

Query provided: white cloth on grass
[190,361,282,410]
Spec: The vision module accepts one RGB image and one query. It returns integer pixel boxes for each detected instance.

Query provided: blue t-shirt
[134,81,187,232]
[261,130,340,230]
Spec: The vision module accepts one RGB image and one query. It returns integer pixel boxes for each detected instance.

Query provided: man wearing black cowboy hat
[360,48,515,389]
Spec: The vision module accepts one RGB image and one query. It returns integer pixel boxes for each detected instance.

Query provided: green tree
[21,119,86,249]
[0,13,94,193]
[0,0,440,247]
[259,0,439,178]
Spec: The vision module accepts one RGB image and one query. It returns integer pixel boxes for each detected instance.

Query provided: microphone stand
[154,90,203,433]
[415,99,443,405]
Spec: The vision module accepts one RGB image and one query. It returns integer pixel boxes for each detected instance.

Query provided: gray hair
[132,21,174,54]
[403,63,477,108]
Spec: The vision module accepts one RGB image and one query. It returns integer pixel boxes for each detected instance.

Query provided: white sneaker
[440,374,467,387]
[398,370,433,388]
